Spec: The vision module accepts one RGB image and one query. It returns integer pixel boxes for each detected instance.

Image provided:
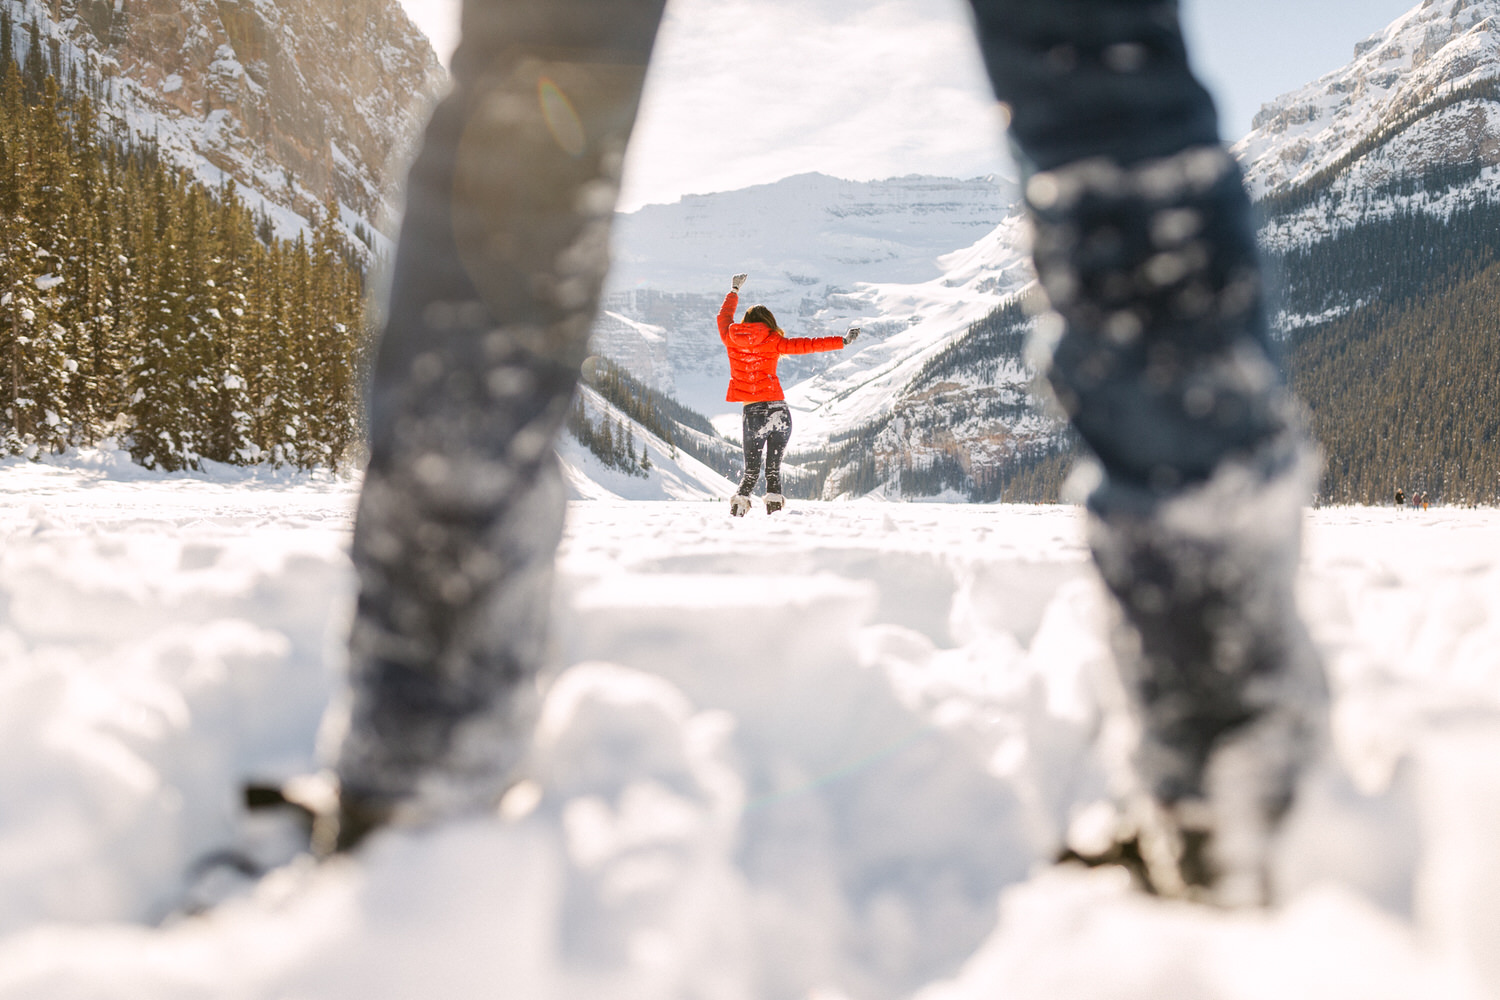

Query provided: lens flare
[538,76,586,157]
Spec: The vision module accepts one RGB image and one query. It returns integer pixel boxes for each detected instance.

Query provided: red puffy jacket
[717,291,845,403]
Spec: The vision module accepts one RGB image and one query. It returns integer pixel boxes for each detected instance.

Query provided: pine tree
[127,169,192,468]
[206,181,255,462]
[598,416,614,467]
[0,69,70,453]
[304,196,363,468]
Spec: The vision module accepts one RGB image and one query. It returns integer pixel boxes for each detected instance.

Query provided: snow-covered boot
[730,494,752,517]
[1087,449,1327,906]
[764,493,785,514]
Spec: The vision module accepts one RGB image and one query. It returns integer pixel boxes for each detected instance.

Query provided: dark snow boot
[1086,449,1327,906]
[236,771,388,859]
[764,492,785,514]
[176,776,336,914]
[730,494,752,517]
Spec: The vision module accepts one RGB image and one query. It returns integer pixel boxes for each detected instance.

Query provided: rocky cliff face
[10,0,445,241]
[1234,0,1500,249]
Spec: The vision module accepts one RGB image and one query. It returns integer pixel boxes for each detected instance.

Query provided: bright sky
[397,0,1421,211]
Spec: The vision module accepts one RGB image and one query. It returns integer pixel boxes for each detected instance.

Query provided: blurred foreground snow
[2,448,1500,999]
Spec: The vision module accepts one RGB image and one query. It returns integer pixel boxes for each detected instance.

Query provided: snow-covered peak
[608,172,1020,293]
[1233,0,1500,200]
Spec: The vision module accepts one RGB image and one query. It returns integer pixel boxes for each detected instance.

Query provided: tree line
[1279,223,1500,505]
[1264,196,1500,505]
[566,391,652,478]
[0,11,369,471]
[575,354,743,481]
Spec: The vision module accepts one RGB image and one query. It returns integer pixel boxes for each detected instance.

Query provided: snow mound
[2,475,1500,998]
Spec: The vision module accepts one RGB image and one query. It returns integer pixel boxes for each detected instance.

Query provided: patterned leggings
[736,401,792,497]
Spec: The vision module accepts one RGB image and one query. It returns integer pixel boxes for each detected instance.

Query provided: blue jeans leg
[966,0,1326,897]
[333,0,668,842]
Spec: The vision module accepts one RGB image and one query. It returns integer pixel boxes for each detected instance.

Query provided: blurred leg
[966,0,1327,902]
[330,0,668,849]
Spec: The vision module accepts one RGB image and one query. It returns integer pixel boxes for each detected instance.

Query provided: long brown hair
[742,304,781,332]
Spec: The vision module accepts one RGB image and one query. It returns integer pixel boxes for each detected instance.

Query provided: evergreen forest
[0,11,368,471]
[1267,200,1500,505]
[572,355,742,480]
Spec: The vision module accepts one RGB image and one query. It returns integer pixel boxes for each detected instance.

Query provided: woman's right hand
[732,273,748,292]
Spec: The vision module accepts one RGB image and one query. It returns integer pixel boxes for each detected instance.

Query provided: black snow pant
[736,401,792,497]
[337,0,1326,848]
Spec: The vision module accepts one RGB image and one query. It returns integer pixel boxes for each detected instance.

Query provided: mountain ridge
[1234,0,1500,252]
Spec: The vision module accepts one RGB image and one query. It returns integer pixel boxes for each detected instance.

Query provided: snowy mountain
[593,173,1033,436]
[587,172,1070,502]
[2,0,445,243]
[1236,0,1500,251]
[1234,0,1500,504]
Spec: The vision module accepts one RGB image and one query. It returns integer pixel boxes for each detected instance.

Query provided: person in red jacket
[718,272,858,516]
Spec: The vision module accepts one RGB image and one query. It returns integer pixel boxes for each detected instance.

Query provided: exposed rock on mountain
[1235,0,1500,250]
[7,0,445,239]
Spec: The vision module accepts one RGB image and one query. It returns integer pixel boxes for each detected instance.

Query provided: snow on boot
[764,493,785,514]
[1087,447,1327,906]
[730,494,752,517]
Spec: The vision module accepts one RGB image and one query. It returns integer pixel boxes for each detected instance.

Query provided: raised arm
[718,272,748,341]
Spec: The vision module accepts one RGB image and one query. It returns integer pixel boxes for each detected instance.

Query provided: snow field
[0,451,357,937]
[2,456,1500,998]
[555,502,1095,999]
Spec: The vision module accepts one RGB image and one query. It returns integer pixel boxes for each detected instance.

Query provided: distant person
[718,272,856,516]
[1396,487,1406,509]
[327,0,1329,908]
